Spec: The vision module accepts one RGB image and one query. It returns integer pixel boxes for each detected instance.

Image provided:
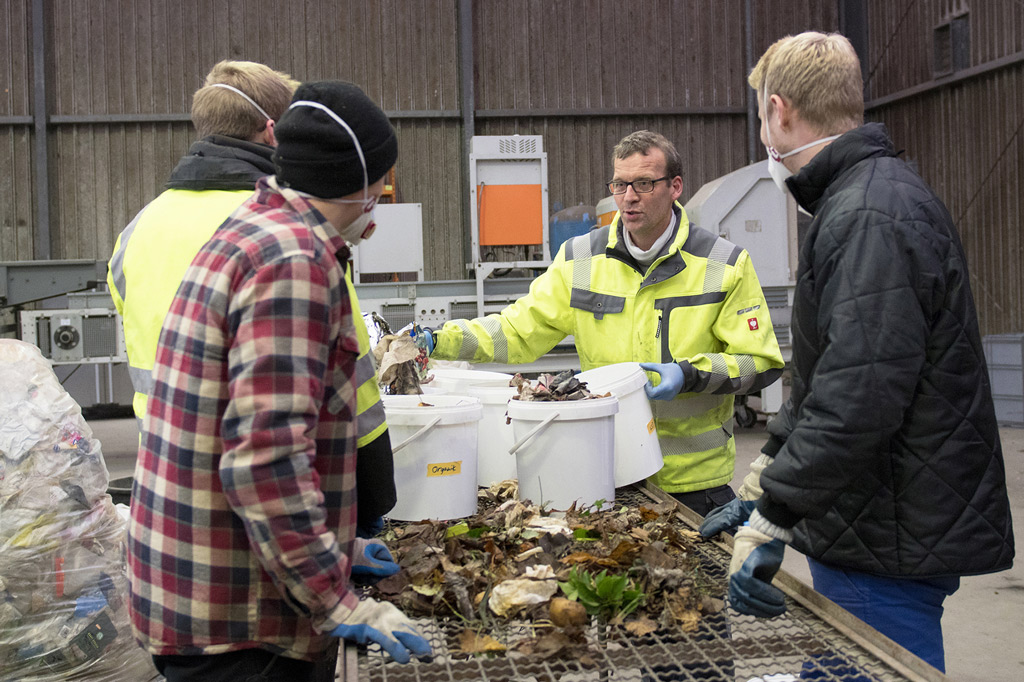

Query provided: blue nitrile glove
[411,326,435,355]
[699,498,757,538]
[351,537,400,585]
[639,362,685,400]
[331,598,432,664]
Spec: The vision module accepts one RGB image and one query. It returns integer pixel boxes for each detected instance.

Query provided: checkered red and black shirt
[127,177,361,660]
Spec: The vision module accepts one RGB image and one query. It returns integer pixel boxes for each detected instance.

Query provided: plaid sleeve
[219,254,358,628]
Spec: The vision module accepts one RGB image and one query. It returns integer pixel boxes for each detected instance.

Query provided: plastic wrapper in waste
[0,340,158,681]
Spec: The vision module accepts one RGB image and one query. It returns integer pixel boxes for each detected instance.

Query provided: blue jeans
[807,557,960,673]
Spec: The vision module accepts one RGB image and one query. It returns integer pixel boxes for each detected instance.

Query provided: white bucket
[576,363,664,486]
[382,394,483,521]
[507,396,618,510]
[465,384,518,486]
[425,368,513,393]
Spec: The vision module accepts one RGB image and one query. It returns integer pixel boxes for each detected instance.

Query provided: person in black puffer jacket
[699,32,1014,674]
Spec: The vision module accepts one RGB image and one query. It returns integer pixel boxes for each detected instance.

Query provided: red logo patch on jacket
[747,317,759,331]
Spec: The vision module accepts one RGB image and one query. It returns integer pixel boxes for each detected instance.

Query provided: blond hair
[191,60,300,140]
[612,130,682,180]
[748,32,863,135]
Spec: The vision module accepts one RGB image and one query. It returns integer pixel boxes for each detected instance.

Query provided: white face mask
[763,90,840,192]
[286,100,379,245]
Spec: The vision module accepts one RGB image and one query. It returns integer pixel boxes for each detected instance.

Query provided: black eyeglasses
[607,176,670,195]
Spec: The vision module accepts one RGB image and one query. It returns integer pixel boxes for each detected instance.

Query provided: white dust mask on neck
[763,90,839,193]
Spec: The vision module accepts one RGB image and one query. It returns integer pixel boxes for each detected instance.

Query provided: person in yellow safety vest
[427,130,784,516]
[106,61,396,535]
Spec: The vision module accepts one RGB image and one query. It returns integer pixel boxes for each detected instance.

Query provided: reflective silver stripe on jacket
[652,392,728,422]
[108,207,149,303]
[658,419,735,457]
[703,238,737,293]
[357,398,386,440]
[354,352,386,439]
[128,363,155,398]
[693,352,778,395]
[454,317,509,363]
[354,351,376,387]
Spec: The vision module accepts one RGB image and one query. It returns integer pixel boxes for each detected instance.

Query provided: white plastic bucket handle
[507,411,560,455]
[391,416,442,454]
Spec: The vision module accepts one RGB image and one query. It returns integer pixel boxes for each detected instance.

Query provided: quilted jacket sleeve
[758,208,939,529]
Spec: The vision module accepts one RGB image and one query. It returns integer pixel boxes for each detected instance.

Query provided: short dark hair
[612,130,682,180]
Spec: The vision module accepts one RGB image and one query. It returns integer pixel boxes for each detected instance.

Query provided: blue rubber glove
[412,327,434,355]
[351,538,400,585]
[699,498,757,538]
[331,598,432,664]
[639,362,685,400]
[728,526,787,618]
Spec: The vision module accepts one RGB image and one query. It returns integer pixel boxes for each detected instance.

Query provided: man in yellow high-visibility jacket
[107,61,396,533]
[429,130,784,516]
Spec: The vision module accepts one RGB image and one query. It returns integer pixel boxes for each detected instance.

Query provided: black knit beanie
[273,81,397,199]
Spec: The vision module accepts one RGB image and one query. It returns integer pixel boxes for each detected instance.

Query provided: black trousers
[153,642,338,682]
[669,483,736,517]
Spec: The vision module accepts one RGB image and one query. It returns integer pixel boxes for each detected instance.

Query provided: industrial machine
[685,160,797,417]
[2,261,131,410]
[469,134,551,315]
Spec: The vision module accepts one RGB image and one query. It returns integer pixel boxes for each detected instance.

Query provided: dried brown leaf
[456,629,506,654]
[624,616,659,637]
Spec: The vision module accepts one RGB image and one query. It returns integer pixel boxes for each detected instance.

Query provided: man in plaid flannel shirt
[127,81,430,682]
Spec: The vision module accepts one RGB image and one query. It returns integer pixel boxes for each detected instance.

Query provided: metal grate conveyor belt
[343,485,948,682]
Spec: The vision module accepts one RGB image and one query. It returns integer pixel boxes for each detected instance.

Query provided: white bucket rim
[576,362,647,395]
[506,395,619,421]
[425,368,514,388]
[464,383,517,404]
[382,394,483,425]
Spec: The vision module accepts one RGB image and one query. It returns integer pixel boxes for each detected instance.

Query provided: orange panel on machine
[479,184,543,246]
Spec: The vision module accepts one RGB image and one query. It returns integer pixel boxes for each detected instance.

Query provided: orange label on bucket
[427,461,462,477]
[647,419,656,434]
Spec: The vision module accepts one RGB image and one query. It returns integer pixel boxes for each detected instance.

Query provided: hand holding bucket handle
[507,412,560,455]
[391,416,442,454]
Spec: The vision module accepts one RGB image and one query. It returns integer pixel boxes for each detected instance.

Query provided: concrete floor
[90,417,1023,682]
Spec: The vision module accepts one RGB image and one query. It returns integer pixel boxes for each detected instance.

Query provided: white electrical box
[351,203,424,282]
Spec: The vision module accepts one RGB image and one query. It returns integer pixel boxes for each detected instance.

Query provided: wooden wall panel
[473,0,750,113]
[0,128,35,261]
[0,0,34,261]
[50,123,193,259]
[866,0,1024,99]
[867,2,1024,334]
[390,118,465,280]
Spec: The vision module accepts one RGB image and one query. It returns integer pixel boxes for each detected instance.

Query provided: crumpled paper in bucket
[374,332,428,395]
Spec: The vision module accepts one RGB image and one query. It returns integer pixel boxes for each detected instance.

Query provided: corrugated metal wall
[4,0,1019,333]
[865,0,1024,334]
